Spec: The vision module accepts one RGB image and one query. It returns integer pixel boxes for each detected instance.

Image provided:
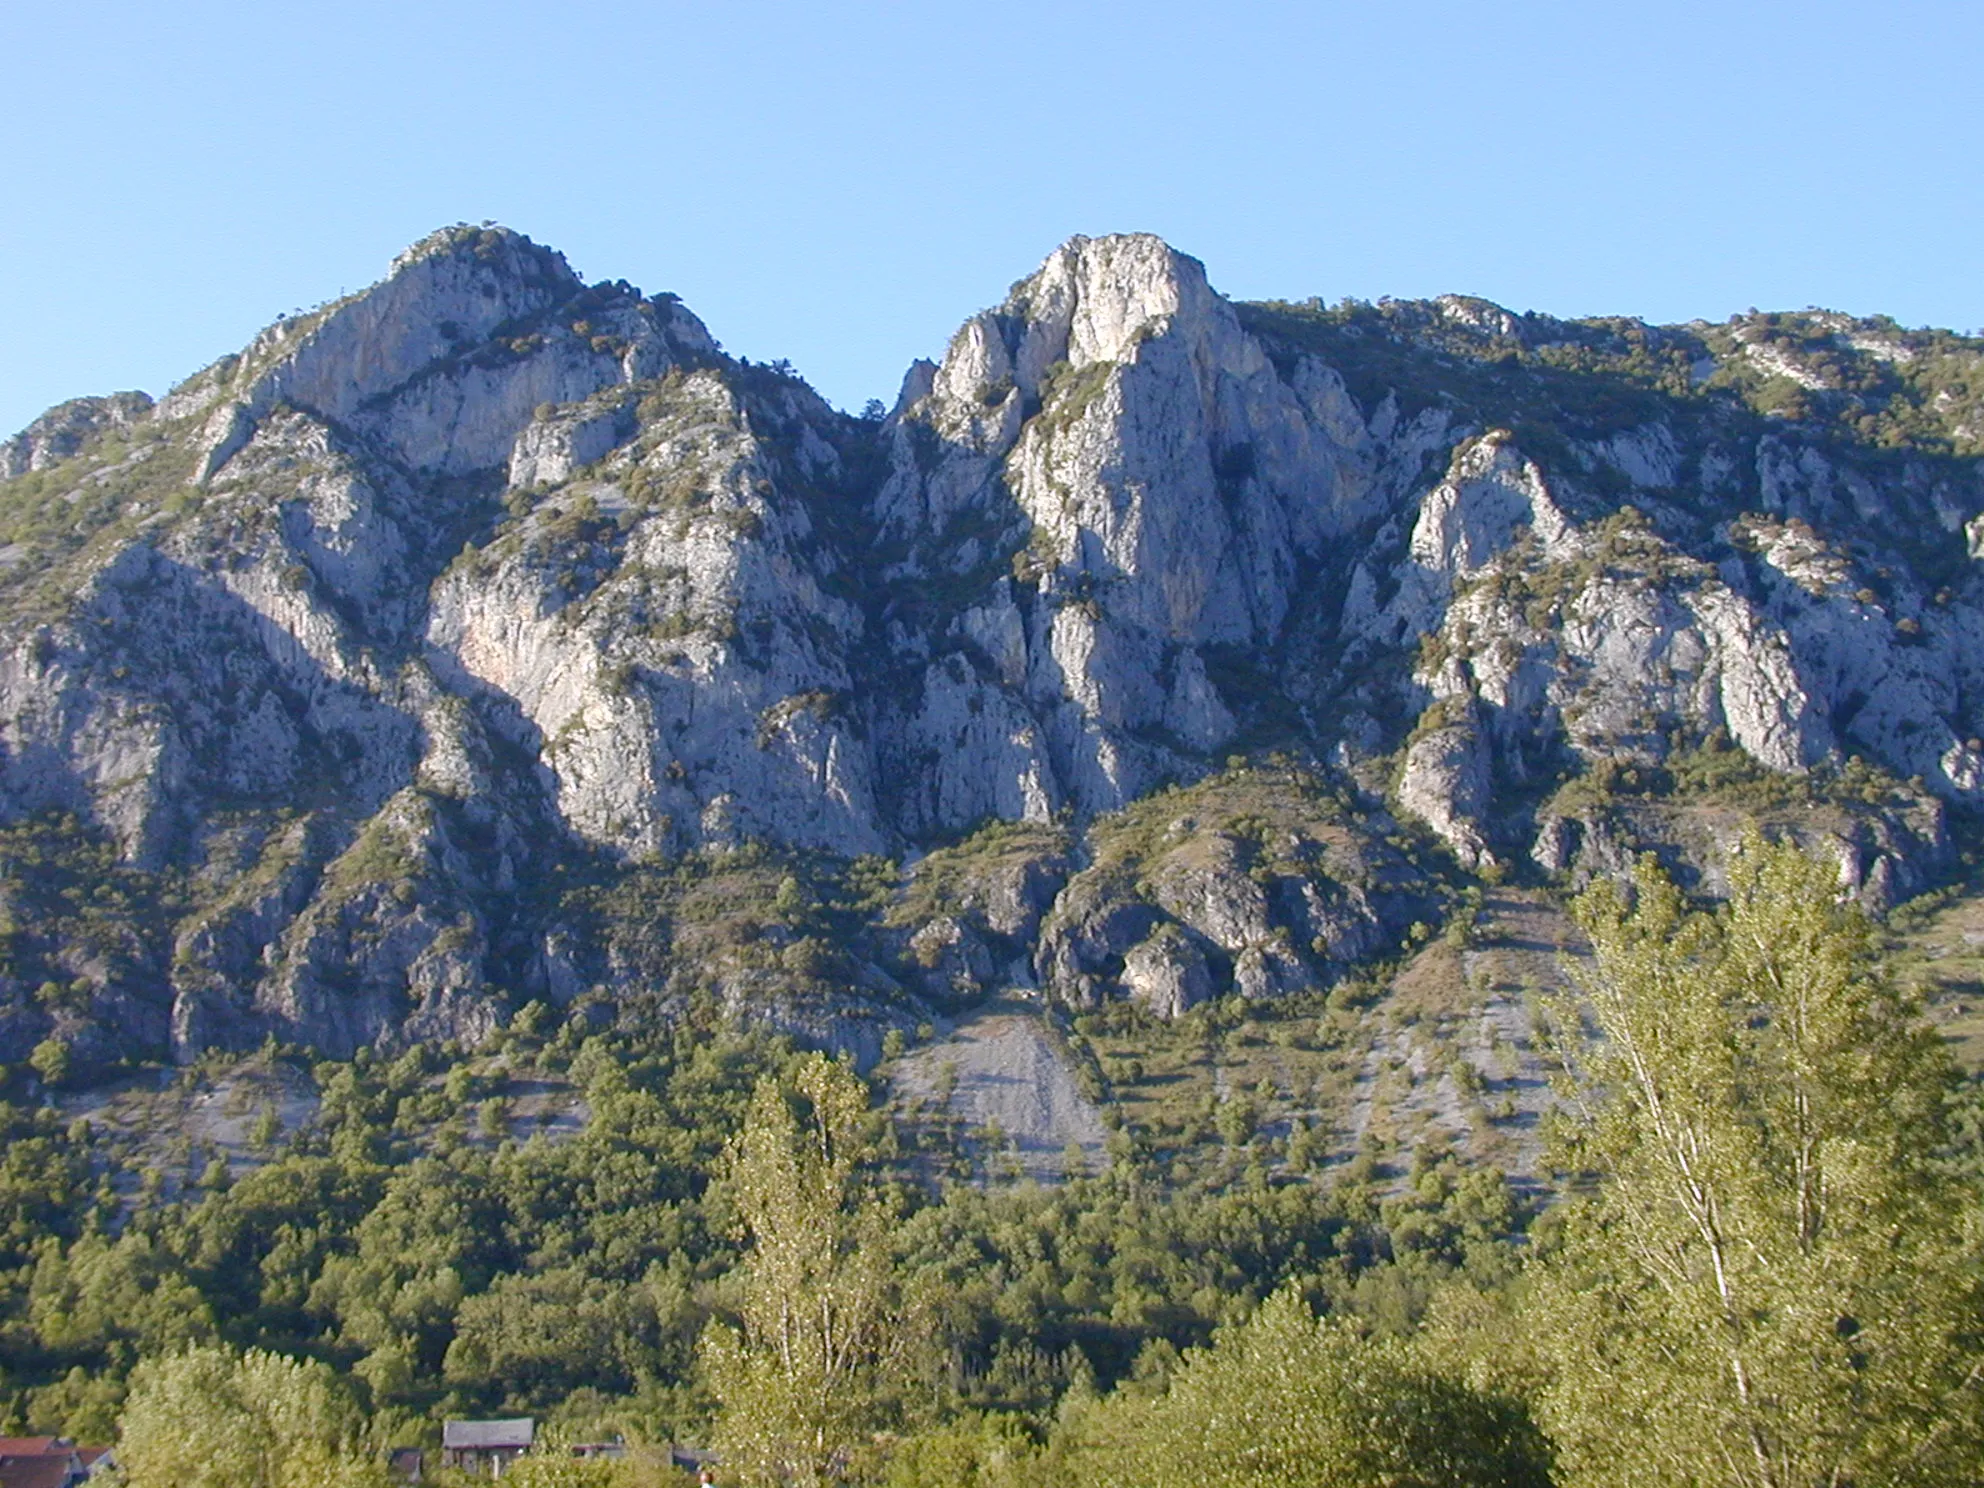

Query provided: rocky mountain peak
[1012,233,1229,373]
[4,226,1984,1069]
[922,233,1256,436]
[159,225,714,482]
[387,222,579,283]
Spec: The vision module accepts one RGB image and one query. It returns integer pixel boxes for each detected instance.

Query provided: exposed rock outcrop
[0,392,153,478]
[1032,765,1436,1018]
[5,225,1984,1067]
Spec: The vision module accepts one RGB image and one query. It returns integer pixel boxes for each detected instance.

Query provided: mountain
[3,223,1982,1076]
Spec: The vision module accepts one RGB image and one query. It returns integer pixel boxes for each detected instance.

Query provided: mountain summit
[2,225,1980,1068]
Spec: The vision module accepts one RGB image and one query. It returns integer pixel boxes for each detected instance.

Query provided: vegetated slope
[3,222,1984,1116]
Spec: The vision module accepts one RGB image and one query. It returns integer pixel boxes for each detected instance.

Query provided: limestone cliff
[5,225,1983,1067]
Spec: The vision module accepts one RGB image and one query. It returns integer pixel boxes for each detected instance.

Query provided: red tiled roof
[0,1454,73,1488]
[0,1446,58,1460]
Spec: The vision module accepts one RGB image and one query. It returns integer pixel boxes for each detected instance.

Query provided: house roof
[443,1420,534,1450]
[0,1455,74,1488]
[0,1446,59,1460]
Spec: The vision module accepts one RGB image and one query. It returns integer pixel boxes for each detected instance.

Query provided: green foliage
[0,430,200,622]
[1542,732,1917,829]
[1699,312,1984,456]
[889,820,1069,932]
[444,1263,689,1405]
[478,1442,697,1488]
[1528,838,1984,1488]
[1057,1287,1549,1488]
[113,1344,389,1488]
[27,1039,70,1088]
[1237,296,1984,464]
[1033,359,1116,434]
[1050,757,1411,937]
[0,813,181,1051]
[0,1021,811,1438]
[29,1230,215,1366]
[701,1055,927,1488]
[317,806,426,903]
[1235,298,1686,445]
[486,1451,619,1488]
[0,1102,99,1267]
[880,1413,1037,1488]
[0,996,1550,1466]
[561,843,896,1011]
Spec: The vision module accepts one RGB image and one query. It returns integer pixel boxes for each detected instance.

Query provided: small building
[0,1439,109,1488]
[0,1458,70,1488]
[442,1420,534,1477]
[386,1446,425,1481]
[670,1444,718,1477]
[0,1446,66,1466]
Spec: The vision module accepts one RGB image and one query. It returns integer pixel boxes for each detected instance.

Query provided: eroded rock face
[427,366,885,862]
[1375,458,1980,880]
[870,233,1440,824]
[889,824,1074,1002]
[1531,786,1950,914]
[5,225,1984,1065]
[1121,927,1214,1020]
[1031,767,1434,1018]
[1395,709,1497,873]
[167,227,715,482]
[0,392,154,478]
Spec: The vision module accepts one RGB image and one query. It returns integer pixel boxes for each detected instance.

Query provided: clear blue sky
[4,0,1980,435]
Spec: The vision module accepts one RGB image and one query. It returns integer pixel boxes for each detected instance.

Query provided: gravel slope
[892,995,1109,1181]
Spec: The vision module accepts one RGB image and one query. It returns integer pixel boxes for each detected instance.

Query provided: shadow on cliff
[0,545,438,1066]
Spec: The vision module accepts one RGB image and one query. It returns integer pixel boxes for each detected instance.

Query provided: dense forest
[1,837,1978,1487]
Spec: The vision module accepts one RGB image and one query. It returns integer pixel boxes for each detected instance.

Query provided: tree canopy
[112,1344,388,1488]
[701,1054,929,1487]
[1529,837,1984,1488]
[1057,1286,1550,1488]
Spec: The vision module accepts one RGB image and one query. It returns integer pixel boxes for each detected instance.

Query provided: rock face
[0,392,154,478]
[871,234,1422,828]
[1121,927,1214,1020]
[1029,765,1435,1018]
[1395,703,1498,873]
[5,225,1984,1065]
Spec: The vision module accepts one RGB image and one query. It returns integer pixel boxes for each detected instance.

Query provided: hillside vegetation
[5,228,1984,1481]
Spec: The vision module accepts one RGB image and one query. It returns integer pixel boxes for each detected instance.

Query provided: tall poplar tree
[700,1055,921,1487]
[1531,837,1983,1488]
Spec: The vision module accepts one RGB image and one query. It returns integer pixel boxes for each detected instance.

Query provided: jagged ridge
[3,224,1982,1069]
